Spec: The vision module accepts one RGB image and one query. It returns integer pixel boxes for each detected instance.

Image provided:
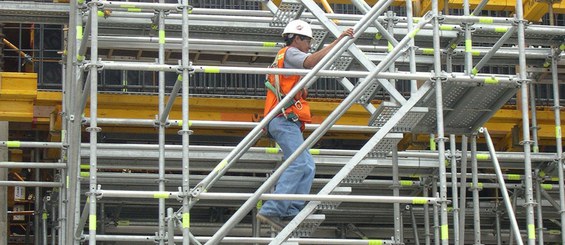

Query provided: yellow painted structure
[0,72,37,122]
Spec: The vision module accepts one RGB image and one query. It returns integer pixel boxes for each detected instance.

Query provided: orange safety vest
[264,47,312,127]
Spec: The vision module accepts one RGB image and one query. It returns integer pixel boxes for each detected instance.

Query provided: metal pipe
[450,135,460,244]
[481,127,523,244]
[530,83,539,153]
[551,45,565,245]
[157,7,166,245]
[42,198,47,245]
[98,190,440,204]
[495,204,502,245]
[409,205,421,245]
[88,235,396,244]
[75,197,90,240]
[180,2,191,244]
[470,0,489,16]
[516,0,537,241]
[160,76,182,124]
[350,0,399,46]
[0,162,66,169]
[99,1,182,11]
[463,0,473,76]
[535,170,544,245]
[424,182,431,245]
[509,189,519,245]
[471,135,481,245]
[0,181,62,187]
[432,179,439,245]
[458,135,468,245]
[0,122,7,245]
[393,145,401,243]
[540,188,561,211]
[87,2,100,244]
[471,26,517,75]
[167,208,175,245]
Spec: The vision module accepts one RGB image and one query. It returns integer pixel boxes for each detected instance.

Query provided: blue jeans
[258,117,315,218]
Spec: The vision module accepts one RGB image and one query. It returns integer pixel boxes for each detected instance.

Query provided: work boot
[256,213,286,231]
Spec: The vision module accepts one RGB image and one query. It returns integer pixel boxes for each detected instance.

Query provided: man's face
[295,35,311,52]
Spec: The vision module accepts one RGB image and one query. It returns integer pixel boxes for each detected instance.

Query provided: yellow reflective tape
[387,42,393,52]
[77,55,84,61]
[127,8,141,12]
[413,17,421,23]
[507,174,521,180]
[561,43,565,51]
[368,240,383,245]
[400,180,413,187]
[177,75,183,81]
[495,27,509,33]
[182,213,190,228]
[61,129,66,142]
[484,77,499,84]
[309,149,320,155]
[89,215,96,231]
[120,4,135,8]
[77,26,83,40]
[66,175,69,189]
[430,137,436,151]
[277,53,284,60]
[117,220,130,226]
[451,43,457,49]
[476,154,489,160]
[410,174,421,178]
[265,147,279,154]
[263,42,276,47]
[78,0,85,3]
[6,141,21,148]
[97,11,104,17]
[80,164,90,169]
[533,145,539,153]
[441,224,449,240]
[541,184,553,190]
[472,67,479,75]
[447,206,453,212]
[528,224,536,239]
[465,40,472,52]
[204,67,220,73]
[468,182,483,189]
[409,28,420,38]
[412,198,427,204]
[549,229,561,235]
[159,30,165,44]
[439,25,454,31]
[153,192,170,199]
[479,17,494,24]
[42,212,48,220]
[80,172,90,177]
[374,33,382,40]
[551,177,559,181]
[422,48,434,55]
[544,61,551,68]
[472,50,481,56]
[556,126,562,139]
[213,159,228,172]
[539,171,546,177]
[256,200,263,210]
[176,120,192,127]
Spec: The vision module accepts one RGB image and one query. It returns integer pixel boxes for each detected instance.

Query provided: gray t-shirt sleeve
[283,47,310,69]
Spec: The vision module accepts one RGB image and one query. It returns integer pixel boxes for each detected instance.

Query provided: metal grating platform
[368,101,429,132]
[413,83,519,134]
[342,164,376,184]
[368,133,404,158]
[317,187,351,210]
[291,214,326,238]
[325,54,353,77]
[310,29,329,51]
[356,79,381,105]
[270,0,305,27]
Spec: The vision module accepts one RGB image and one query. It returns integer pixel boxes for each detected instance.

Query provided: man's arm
[303,28,354,69]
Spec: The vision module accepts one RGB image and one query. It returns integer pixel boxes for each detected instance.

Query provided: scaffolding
[1,0,565,244]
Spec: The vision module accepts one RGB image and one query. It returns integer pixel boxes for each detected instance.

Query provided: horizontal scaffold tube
[1,141,558,162]
[96,62,518,87]
[0,162,66,169]
[98,1,182,11]
[0,181,62,187]
[86,235,395,244]
[97,190,439,204]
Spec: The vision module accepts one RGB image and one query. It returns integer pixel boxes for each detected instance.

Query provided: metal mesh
[368,136,402,158]
[310,29,328,51]
[356,79,380,104]
[291,214,325,238]
[270,0,305,27]
[342,164,375,184]
[368,102,428,132]
[317,187,351,210]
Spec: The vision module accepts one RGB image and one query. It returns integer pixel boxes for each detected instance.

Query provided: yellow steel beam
[419,0,515,17]
[524,0,565,22]
[0,72,37,122]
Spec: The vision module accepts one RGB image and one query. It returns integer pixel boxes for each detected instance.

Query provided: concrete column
[0,121,9,245]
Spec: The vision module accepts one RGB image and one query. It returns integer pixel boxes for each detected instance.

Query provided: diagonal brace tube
[481,127,524,245]
[472,26,517,75]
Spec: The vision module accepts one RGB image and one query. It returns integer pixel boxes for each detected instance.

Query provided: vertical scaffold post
[180,1,191,244]
[393,145,401,243]
[458,135,468,245]
[550,47,565,245]
[515,0,537,242]
[431,0,449,242]
[157,4,167,245]
[87,1,100,244]
[471,134,481,244]
[449,135,459,245]
[423,181,431,245]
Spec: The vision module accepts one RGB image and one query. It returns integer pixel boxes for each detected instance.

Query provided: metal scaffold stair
[369,101,429,133]
[270,0,305,27]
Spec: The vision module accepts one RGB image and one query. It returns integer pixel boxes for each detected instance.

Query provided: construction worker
[257,19,354,230]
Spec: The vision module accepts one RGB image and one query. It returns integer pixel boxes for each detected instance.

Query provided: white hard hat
[282,19,313,39]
